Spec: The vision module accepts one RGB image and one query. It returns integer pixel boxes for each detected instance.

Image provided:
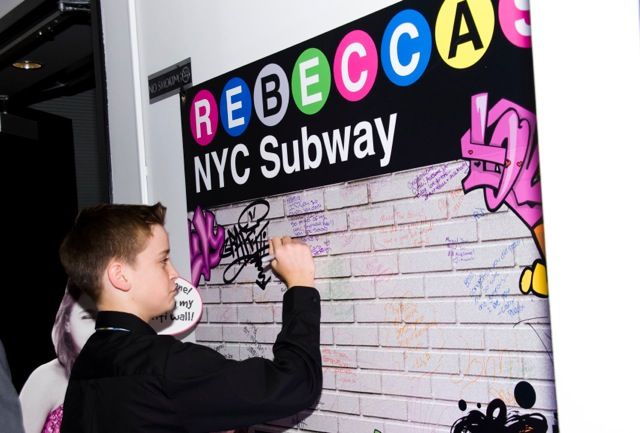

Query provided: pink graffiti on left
[460,93,542,229]
[189,207,226,286]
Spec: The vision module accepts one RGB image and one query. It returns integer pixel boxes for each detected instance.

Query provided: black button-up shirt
[60,286,322,433]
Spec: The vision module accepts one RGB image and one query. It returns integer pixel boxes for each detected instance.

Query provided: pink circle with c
[190,89,218,146]
[333,30,378,102]
[499,0,532,48]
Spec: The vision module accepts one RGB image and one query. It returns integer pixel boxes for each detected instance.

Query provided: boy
[58,203,321,433]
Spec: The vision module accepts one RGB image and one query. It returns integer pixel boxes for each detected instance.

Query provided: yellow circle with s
[435,0,495,69]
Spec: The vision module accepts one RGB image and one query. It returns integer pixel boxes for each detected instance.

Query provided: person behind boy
[58,203,321,433]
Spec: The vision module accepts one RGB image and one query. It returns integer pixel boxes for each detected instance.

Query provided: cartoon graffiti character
[189,206,226,286]
[460,93,547,297]
[451,381,548,433]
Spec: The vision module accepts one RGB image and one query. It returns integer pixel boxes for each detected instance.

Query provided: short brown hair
[59,202,166,301]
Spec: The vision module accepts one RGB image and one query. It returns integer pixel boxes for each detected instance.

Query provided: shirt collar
[95,311,157,335]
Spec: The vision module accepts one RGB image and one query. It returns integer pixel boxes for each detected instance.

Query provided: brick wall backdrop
[193,159,557,433]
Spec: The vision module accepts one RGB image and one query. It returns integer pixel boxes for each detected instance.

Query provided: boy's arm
[164,238,322,432]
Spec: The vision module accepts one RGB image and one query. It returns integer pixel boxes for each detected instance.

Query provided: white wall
[0,0,25,18]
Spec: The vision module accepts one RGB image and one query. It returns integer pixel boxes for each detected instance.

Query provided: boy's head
[59,202,167,303]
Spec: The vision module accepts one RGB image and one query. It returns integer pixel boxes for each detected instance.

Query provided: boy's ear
[106,259,132,292]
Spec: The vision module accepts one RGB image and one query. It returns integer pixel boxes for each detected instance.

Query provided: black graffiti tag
[222,199,271,290]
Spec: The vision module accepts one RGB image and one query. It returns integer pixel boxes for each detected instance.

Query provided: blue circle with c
[381,9,432,86]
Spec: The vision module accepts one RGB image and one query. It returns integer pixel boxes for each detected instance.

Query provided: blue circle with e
[381,9,432,86]
[220,77,252,137]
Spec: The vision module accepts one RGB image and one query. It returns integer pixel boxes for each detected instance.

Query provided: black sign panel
[180,0,535,211]
[149,58,192,103]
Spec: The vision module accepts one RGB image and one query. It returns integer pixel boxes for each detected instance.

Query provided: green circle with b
[292,48,331,115]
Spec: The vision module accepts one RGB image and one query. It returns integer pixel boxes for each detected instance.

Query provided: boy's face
[128,224,179,321]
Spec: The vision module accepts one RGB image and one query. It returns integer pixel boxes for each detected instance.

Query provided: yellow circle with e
[435,0,495,69]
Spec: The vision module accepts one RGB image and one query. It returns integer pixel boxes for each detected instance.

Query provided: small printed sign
[148,58,192,103]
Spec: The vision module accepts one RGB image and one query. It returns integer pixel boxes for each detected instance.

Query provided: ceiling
[0,0,94,110]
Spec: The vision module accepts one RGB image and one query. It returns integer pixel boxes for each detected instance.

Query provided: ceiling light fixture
[12,60,43,70]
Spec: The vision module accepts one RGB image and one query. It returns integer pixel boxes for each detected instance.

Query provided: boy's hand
[268,237,315,288]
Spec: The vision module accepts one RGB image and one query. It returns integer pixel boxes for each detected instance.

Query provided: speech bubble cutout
[150,277,203,335]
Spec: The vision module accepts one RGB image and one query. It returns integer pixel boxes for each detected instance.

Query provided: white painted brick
[408,400,462,426]
[382,373,431,398]
[304,212,348,235]
[457,300,520,323]
[265,196,285,219]
[514,237,543,265]
[355,302,402,322]
[379,325,429,348]
[318,391,360,415]
[321,347,358,368]
[216,343,240,360]
[454,241,518,270]
[238,305,274,323]
[321,303,354,323]
[348,206,395,229]
[372,227,423,250]
[432,376,489,402]
[239,344,272,360]
[398,248,452,273]
[268,218,305,237]
[424,219,478,246]
[357,348,405,371]
[459,354,524,378]
[233,263,269,284]
[369,173,416,202]
[360,395,408,420]
[298,411,338,433]
[331,279,376,300]
[458,269,523,298]
[320,326,333,345]
[303,235,331,257]
[254,325,280,343]
[273,305,282,323]
[522,355,556,380]
[207,266,227,286]
[198,308,207,323]
[449,188,508,219]
[211,205,245,226]
[315,281,332,300]
[315,257,351,278]
[407,161,469,199]
[199,287,220,303]
[394,198,447,224]
[405,351,459,374]
[486,327,553,352]
[323,368,336,390]
[253,283,286,303]
[333,325,378,346]
[385,421,448,433]
[194,325,222,342]
[479,212,532,240]
[222,325,252,343]
[284,191,325,216]
[336,371,381,393]
[489,380,557,410]
[220,285,253,303]
[324,184,368,209]
[325,232,371,255]
[404,301,457,323]
[375,275,424,298]
[425,273,472,297]
[206,305,238,323]
[338,416,382,433]
[430,327,484,349]
[519,298,552,321]
[352,253,398,276]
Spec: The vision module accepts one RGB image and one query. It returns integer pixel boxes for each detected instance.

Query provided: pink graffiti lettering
[189,207,225,286]
[460,93,542,228]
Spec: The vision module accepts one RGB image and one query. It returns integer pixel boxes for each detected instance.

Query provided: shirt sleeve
[164,286,322,433]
